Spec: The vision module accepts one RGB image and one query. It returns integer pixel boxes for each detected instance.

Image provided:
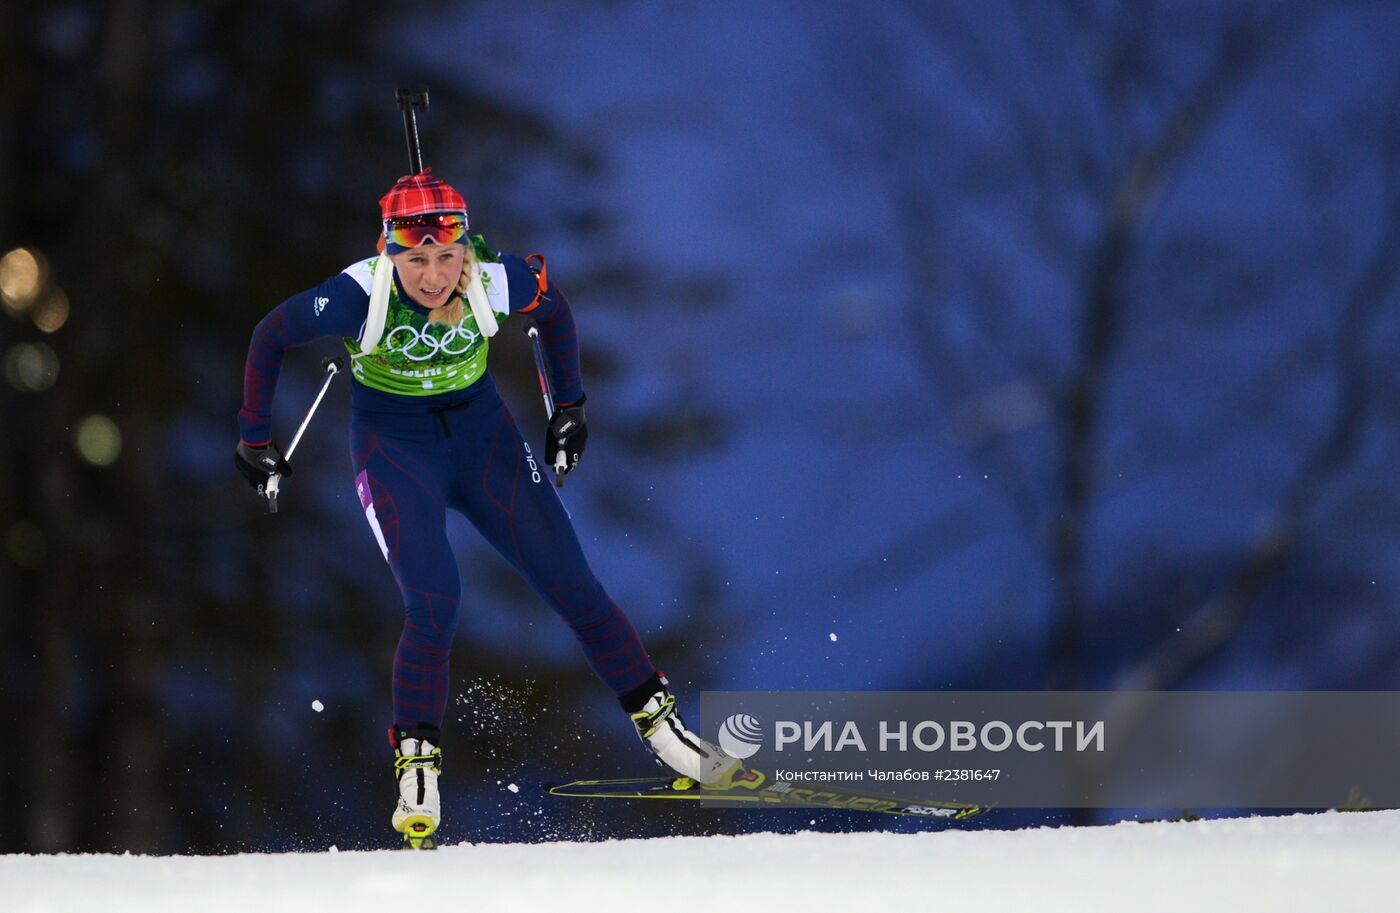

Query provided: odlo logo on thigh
[522,442,542,484]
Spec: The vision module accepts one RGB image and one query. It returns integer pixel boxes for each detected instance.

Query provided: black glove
[546,396,588,476]
[234,440,293,492]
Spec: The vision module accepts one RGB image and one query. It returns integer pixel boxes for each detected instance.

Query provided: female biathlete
[234,170,739,848]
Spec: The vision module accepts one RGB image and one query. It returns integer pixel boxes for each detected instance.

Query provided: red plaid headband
[378,168,468,221]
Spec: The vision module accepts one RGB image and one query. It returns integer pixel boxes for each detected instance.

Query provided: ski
[547,768,988,820]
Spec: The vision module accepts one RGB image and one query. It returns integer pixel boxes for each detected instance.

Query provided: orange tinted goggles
[383,213,469,248]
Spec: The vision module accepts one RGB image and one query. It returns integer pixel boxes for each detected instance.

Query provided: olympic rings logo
[382,322,480,362]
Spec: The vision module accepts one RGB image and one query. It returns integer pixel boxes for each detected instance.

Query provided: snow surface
[5,811,1398,913]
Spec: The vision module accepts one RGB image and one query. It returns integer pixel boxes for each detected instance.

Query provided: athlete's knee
[544,575,615,629]
[401,588,461,647]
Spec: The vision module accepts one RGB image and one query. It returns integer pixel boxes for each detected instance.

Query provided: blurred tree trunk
[0,0,26,856]
[21,0,170,854]
[88,0,167,853]
[1049,12,1293,687]
[1,1,84,854]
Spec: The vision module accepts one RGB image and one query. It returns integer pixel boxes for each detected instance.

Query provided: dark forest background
[2,0,1398,853]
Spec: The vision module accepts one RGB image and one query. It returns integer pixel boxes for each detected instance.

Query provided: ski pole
[265,355,345,514]
[525,322,568,487]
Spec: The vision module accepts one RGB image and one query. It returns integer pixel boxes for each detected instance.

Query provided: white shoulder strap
[358,255,394,355]
[464,261,499,337]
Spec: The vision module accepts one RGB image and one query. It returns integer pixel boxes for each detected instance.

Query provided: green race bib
[345,240,505,396]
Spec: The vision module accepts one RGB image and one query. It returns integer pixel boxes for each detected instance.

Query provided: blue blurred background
[2,0,1399,852]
